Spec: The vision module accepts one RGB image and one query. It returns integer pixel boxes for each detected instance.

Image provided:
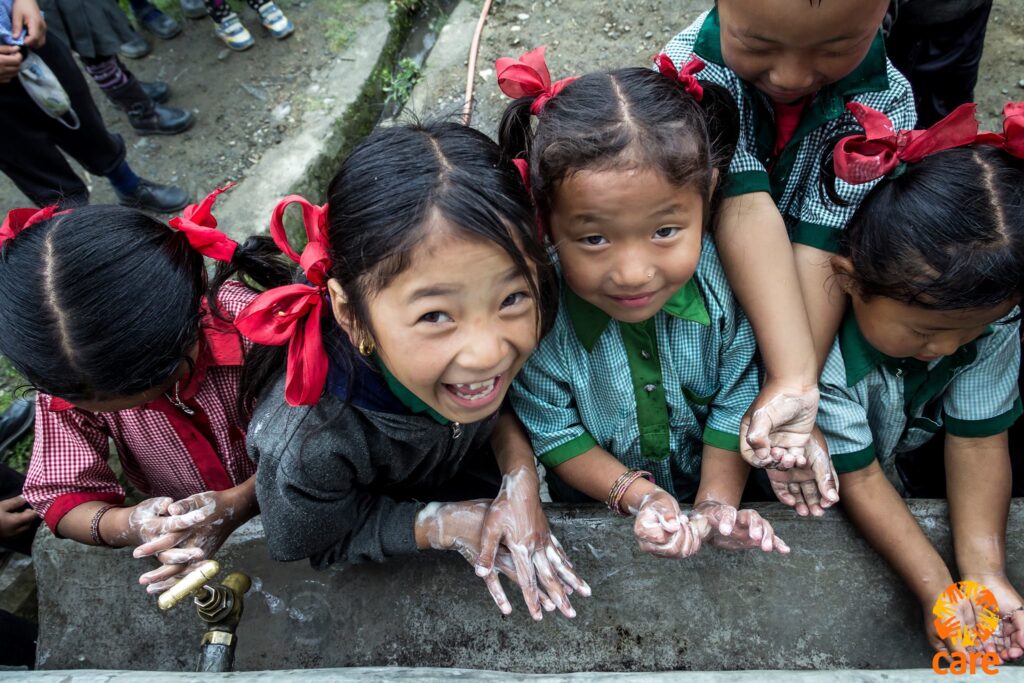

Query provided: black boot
[106,76,194,136]
[115,178,190,213]
[133,3,182,40]
[0,398,33,460]
[119,34,152,59]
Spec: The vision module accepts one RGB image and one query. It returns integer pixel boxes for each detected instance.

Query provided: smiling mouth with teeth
[446,376,500,402]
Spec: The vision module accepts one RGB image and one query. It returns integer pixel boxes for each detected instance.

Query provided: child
[660,0,914,473]
[498,49,791,558]
[0,189,282,594]
[817,102,1024,659]
[233,122,589,621]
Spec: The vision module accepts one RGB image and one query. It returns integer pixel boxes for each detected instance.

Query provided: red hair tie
[0,205,67,249]
[496,46,578,115]
[833,102,980,184]
[653,53,704,101]
[235,195,332,407]
[511,157,547,241]
[975,102,1024,159]
[168,184,239,263]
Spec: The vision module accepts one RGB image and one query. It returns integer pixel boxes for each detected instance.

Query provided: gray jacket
[248,373,498,568]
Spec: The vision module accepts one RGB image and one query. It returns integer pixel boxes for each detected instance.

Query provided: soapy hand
[132,489,244,594]
[765,432,839,516]
[632,488,704,559]
[740,384,819,470]
[960,575,1024,662]
[419,499,559,617]
[691,500,790,554]
[475,466,590,621]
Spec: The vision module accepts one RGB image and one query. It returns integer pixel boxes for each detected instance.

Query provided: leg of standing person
[79,55,194,135]
[886,0,994,127]
[127,0,182,40]
[204,0,292,50]
[0,37,188,211]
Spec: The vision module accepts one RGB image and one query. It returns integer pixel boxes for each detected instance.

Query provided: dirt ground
[0,0,371,208]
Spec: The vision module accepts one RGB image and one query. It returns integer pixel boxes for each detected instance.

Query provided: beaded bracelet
[89,504,115,547]
[606,469,654,517]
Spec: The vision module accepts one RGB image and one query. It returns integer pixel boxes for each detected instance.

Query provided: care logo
[931,580,1002,675]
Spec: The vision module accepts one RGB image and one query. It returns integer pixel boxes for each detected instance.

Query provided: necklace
[165,381,195,415]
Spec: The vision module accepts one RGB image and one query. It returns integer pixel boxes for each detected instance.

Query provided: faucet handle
[157,560,221,611]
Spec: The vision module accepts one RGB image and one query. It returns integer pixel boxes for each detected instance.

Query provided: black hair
[0,206,205,402]
[833,145,1024,310]
[0,206,293,405]
[238,121,558,408]
[498,67,739,229]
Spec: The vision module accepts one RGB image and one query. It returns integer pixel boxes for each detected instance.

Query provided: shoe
[257,2,294,39]
[119,34,152,59]
[180,0,207,19]
[140,80,170,103]
[0,398,33,461]
[115,178,190,213]
[215,13,255,50]
[129,103,195,135]
[135,4,183,40]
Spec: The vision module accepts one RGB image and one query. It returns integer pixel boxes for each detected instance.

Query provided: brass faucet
[158,560,252,672]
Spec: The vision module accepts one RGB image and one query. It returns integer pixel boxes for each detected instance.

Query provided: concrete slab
[31,501,1024,673]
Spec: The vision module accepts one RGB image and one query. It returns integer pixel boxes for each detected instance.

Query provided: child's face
[717,0,888,103]
[71,345,198,412]
[336,223,539,424]
[549,168,705,324]
[850,294,1017,361]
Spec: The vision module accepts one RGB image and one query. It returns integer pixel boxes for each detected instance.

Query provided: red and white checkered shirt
[24,281,259,532]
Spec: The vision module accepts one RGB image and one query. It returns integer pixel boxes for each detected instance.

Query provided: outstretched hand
[740,383,819,470]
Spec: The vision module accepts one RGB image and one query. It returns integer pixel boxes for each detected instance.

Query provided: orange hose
[462,0,494,126]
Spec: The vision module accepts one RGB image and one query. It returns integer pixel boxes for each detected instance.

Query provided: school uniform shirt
[662,9,916,253]
[248,342,501,569]
[511,237,759,501]
[817,311,1022,493]
[23,281,259,532]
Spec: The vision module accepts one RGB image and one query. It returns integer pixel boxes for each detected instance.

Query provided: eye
[501,291,530,308]
[910,329,932,338]
[653,227,679,239]
[419,311,453,324]
[581,235,608,246]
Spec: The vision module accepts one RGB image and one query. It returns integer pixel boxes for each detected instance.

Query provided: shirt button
[640,350,651,360]
[643,384,657,393]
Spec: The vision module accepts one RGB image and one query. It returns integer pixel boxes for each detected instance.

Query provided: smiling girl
[230,122,589,620]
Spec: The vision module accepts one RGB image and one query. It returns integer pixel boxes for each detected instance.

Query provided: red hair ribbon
[496,46,578,115]
[512,158,530,193]
[0,205,66,249]
[833,102,980,185]
[235,195,331,407]
[974,102,1024,158]
[653,53,704,101]
[168,184,239,263]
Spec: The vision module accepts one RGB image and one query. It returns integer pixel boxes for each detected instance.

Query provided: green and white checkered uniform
[662,10,916,253]
[817,312,1022,494]
[510,237,759,501]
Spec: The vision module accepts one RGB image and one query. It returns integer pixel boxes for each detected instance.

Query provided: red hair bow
[235,195,332,407]
[833,102,980,185]
[653,53,704,101]
[0,205,66,249]
[975,102,1024,158]
[168,184,239,263]
[496,46,578,115]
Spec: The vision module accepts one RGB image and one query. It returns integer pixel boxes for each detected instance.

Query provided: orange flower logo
[933,580,1001,648]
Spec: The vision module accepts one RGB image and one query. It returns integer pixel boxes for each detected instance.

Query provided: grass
[381,56,421,105]
[0,356,32,474]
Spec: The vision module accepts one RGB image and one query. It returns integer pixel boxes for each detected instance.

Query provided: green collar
[693,8,889,108]
[838,312,984,389]
[566,279,710,353]
[375,355,450,425]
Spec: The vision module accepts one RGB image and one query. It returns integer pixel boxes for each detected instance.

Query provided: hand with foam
[765,431,840,516]
[691,500,790,554]
[740,383,820,470]
[632,488,704,559]
[474,466,590,621]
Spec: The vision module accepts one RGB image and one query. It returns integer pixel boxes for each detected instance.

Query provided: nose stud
[646,271,654,279]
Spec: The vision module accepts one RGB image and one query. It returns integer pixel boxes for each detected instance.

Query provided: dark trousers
[0,464,39,668]
[0,36,125,207]
[885,1,993,127]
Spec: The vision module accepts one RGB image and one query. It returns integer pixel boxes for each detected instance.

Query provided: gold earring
[358,336,375,357]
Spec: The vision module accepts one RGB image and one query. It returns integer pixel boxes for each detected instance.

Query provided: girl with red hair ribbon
[817,102,1024,660]
[0,187,294,597]
[226,122,589,621]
